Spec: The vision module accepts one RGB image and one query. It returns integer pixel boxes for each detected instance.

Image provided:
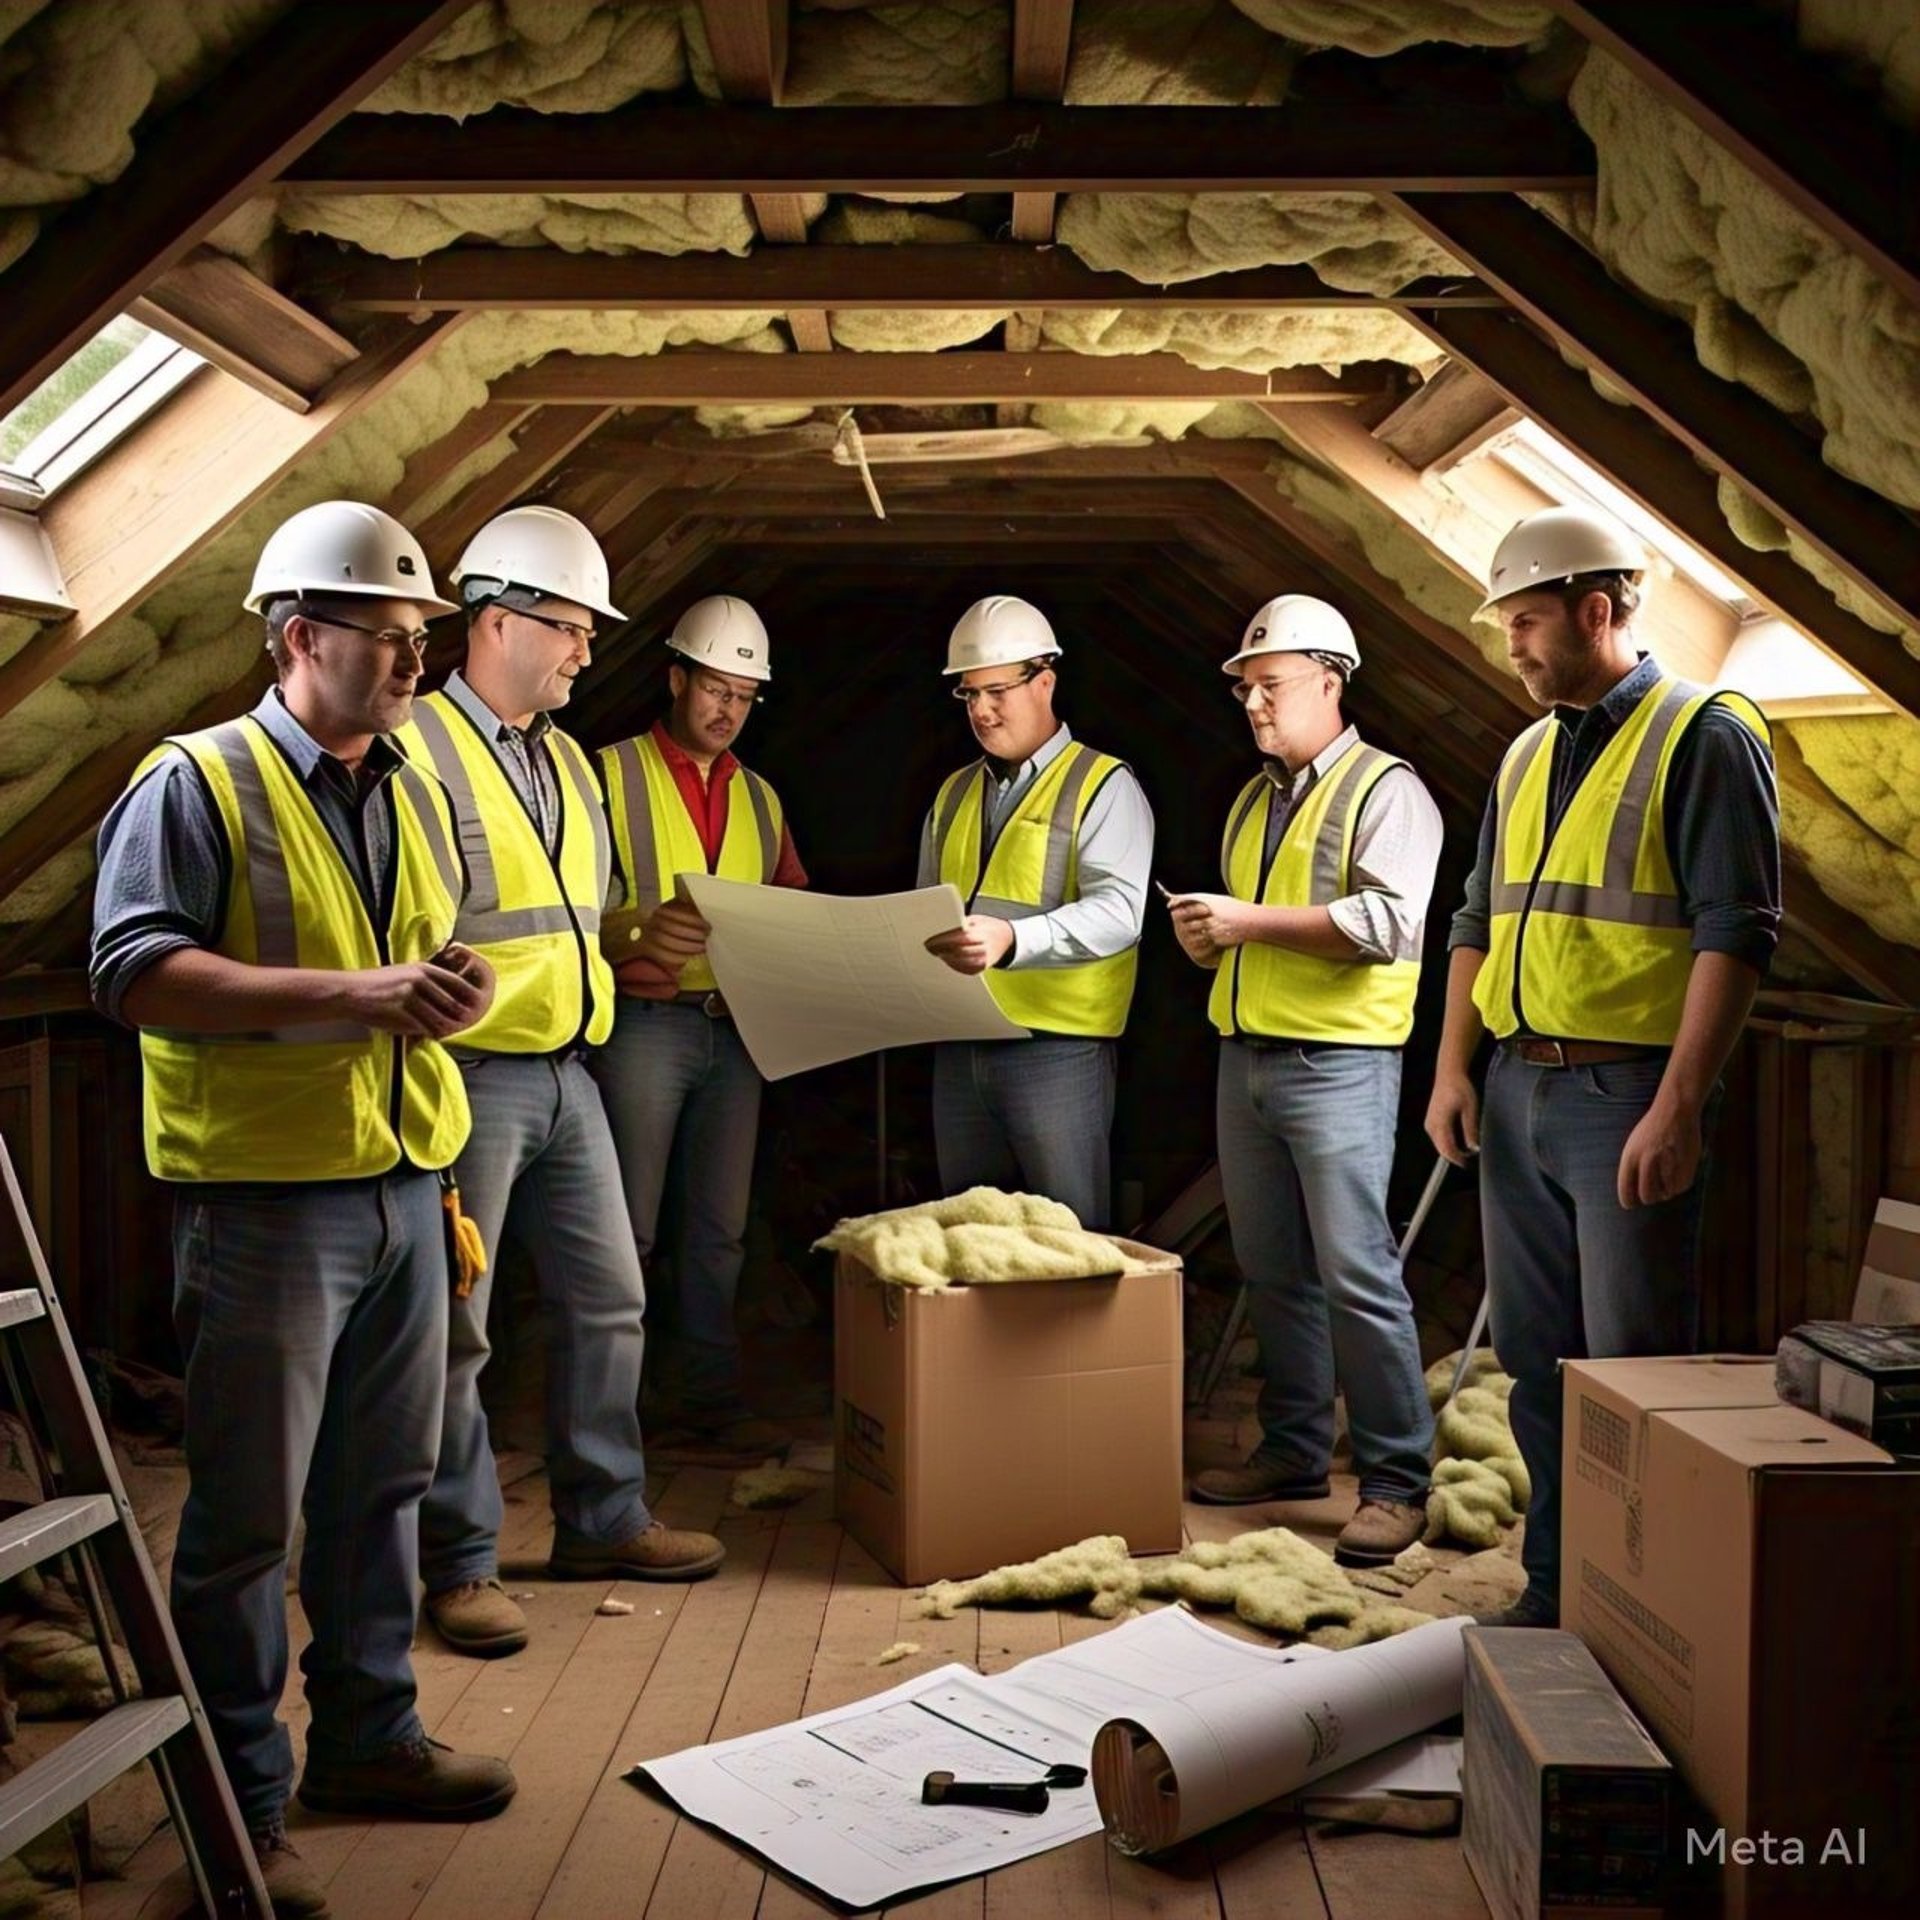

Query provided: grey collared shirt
[89,689,407,1025]
[441,669,561,854]
[1252,725,1444,965]
[915,722,1154,967]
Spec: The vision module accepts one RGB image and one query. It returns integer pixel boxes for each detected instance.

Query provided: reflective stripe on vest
[401,695,614,1050]
[1473,677,1769,1045]
[1207,739,1421,1046]
[136,716,471,1182]
[931,741,1138,1039]
[599,733,784,995]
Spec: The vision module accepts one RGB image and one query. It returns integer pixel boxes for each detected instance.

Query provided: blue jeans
[170,1172,446,1829]
[420,1054,651,1592]
[1216,1042,1434,1504]
[1481,1047,1720,1611]
[932,1037,1117,1228]
[588,1000,764,1422]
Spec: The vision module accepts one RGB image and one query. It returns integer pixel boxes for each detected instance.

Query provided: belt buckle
[1521,1038,1570,1067]
[702,992,725,1020]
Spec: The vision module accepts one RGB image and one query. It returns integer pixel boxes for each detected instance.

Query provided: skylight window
[0,315,202,499]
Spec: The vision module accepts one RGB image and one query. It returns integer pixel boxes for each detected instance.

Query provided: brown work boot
[1334,1496,1429,1568]
[425,1578,529,1658]
[250,1823,329,1917]
[297,1735,516,1821]
[548,1520,726,1582]
[1188,1457,1331,1506]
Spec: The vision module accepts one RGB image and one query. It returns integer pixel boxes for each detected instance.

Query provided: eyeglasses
[301,610,432,655]
[952,665,1041,705]
[690,673,763,711]
[1231,669,1328,707]
[504,605,595,647]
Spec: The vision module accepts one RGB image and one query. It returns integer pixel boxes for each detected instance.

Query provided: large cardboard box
[1560,1357,1920,1919]
[833,1241,1182,1585]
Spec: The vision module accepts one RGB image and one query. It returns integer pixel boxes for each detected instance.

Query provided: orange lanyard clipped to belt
[438,1169,488,1298]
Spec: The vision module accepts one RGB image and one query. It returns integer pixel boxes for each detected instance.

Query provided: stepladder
[0,1134,270,1917]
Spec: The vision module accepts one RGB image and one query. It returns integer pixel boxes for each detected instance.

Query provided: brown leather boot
[1333,1496,1429,1567]
[425,1578,529,1657]
[1188,1458,1332,1506]
[250,1823,329,1917]
[548,1520,725,1581]
[297,1735,516,1821]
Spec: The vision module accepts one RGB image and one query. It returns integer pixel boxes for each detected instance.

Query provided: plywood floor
[54,1427,1494,1920]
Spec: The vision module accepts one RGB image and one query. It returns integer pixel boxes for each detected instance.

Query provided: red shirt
[613,721,806,999]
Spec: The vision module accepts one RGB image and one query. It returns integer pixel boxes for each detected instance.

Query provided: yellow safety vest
[397,692,614,1052]
[1473,675,1770,1045]
[136,717,471,1183]
[599,731,786,995]
[930,742,1138,1039]
[1209,739,1422,1046]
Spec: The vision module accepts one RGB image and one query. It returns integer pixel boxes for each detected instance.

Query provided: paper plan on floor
[678,874,1028,1079]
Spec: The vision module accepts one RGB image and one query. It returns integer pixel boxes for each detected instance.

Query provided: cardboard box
[1560,1357,1920,1919]
[1462,1627,1671,1920]
[1776,1321,1920,1456]
[1851,1195,1920,1324]
[833,1240,1182,1585]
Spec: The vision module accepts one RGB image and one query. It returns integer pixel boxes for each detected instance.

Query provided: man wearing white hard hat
[90,502,514,1906]
[398,506,724,1664]
[588,595,806,1461]
[1169,596,1443,1568]
[1425,505,1779,1628]
[918,595,1154,1227]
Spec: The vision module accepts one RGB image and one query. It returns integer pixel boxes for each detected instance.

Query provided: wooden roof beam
[0,0,471,418]
[1010,1,1076,244]
[1371,361,1518,474]
[1391,193,1920,671]
[1545,1,1920,313]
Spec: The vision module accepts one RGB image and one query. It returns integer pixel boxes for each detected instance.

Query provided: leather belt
[672,990,730,1019]
[1504,1038,1667,1068]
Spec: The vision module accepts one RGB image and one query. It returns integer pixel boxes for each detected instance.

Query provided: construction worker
[1425,506,1779,1628]
[588,596,805,1461]
[90,502,515,1913]
[1172,597,1441,1567]
[919,595,1153,1228]
[398,505,724,1664]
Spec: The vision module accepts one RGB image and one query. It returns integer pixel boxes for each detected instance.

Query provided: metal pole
[875,1052,888,1209]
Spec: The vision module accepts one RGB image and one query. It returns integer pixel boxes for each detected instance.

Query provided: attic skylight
[0,315,202,501]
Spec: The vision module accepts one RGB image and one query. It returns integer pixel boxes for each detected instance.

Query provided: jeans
[932,1037,1117,1228]
[420,1054,651,1593]
[588,1000,764,1422]
[1480,1047,1720,1611]
[1215,1042,1434,1504]
[170,1172,446,1829]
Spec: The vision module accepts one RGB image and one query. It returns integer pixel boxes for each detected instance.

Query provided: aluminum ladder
[0,1136,268,1916]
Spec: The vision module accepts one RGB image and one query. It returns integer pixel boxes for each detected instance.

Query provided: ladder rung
[0,1493,119,1585]
[0,1286,46,1328]
[0,1695,191,1860]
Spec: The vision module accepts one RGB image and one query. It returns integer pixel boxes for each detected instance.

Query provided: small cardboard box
[833,1240,1183,1585]
[1851,1195,1920,1324]
[1560,1357,1920,1920]
[1462,1626,1671,1920]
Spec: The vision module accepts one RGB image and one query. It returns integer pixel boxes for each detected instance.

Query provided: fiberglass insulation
[813,1187,1147,1288]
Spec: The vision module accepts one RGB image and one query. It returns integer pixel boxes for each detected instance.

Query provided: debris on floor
[1422,1352,1530,1549]
[596,1598,635,1616]
[730,1465,828,1509]
[871,1641,920,1666]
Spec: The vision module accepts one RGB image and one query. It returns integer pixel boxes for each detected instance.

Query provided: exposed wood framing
[129,250,357,411]
[1392,193,1920,650]
[1372,362,1518,474]
[299,245,1502,314]
[1545,1,1920,313]
[491,354,1386,406]
[1009,0,1076,244]
[1407,306,1920,719]
[0,0,471,418]
[0,315,465,728]
[386,400,536,520]
[277,98,1594,196]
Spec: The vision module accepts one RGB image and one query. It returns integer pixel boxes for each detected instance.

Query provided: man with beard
[589,596,806,1462]
[398,506,724,1665]
[1169,596,1441,1569]
[90,502,512,1914]
[1425,505,1779,1628]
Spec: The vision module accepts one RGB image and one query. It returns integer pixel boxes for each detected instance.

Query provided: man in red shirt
[589,597,804,1460]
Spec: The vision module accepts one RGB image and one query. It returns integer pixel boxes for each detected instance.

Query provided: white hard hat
[1477,505,1646,618]
[668,595,771,683]
[452,504,624,622]
[1221,594,1360,675]
[243,500,458,617]
[943,595,1061,676]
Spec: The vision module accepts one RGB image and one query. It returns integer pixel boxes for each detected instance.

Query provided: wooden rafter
[386,400,536,519]
[1545,1,1920,314]
[277,98,1594,197]
[491,354,1390,406]
[1009,0,1076,245]
[0,0,471,418]
[0,315,466,728]
[1372,361,1518,473]
[1405,304,1920,719]
[1391,194,1920,652]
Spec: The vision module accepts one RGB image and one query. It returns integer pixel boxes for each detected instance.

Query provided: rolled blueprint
[1092,1616,1470,1853]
